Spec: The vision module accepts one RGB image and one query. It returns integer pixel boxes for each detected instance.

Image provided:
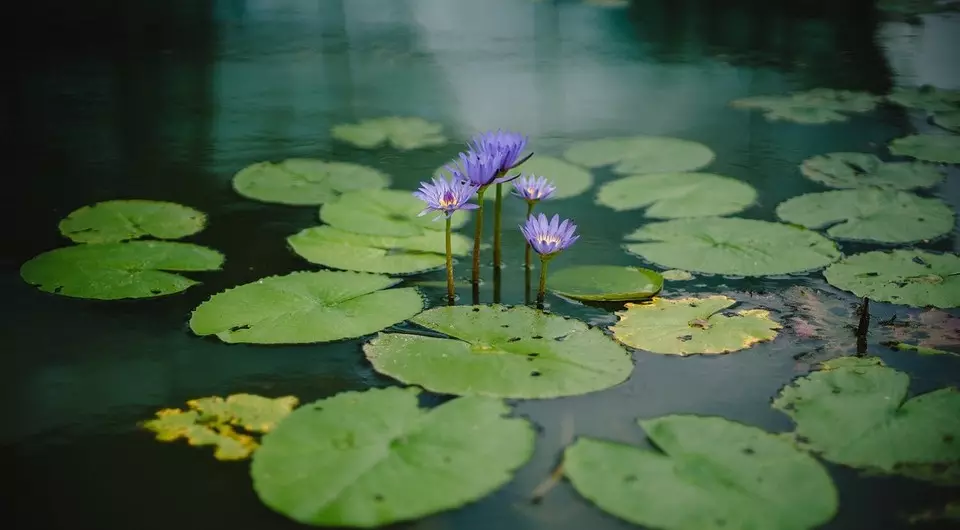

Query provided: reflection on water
[6,2,959,529]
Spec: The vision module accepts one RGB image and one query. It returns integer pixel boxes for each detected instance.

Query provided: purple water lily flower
[445,150,504,189]
[413,175,480,220]
[512,175,556,203]
[469,129,530,173]
[520,213,579,257]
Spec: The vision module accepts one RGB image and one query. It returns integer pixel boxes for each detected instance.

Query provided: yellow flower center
[439,192,457,208]
[536,234,562,246]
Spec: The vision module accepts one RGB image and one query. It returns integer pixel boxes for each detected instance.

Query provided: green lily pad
[799,152,943,190]
[610,296,781,355]
[142,394,299,461]
[251,387,535,527]
[549,265,663,302]
[331,116,447,150]
[19,241,223,300]
[773,356,960,484]
[623,217,841,276]
[886,85,960,112]
[889,134,960,164]
[232,158,390,206]
[731,89,879,124]
[823,250,960,308]
[189,270,424,344]
[563,136,715,175]
[58,200,206,244]
[661,269,694,281]
[287,226,471,276]
[596,172,756,217]
[935,111,960,132]
[564,415,838,530]
[364,305,633,399]
[503,155,592,200]
[775,189,954,244]
[320,189,469,238]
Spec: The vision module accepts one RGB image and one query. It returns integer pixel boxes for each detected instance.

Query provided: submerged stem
[537,257,550,308]
[493,183,503,267]
[445,216,454,305]
[472,187,486,285]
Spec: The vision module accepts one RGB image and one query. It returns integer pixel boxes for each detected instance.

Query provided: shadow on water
[5,1,959,529]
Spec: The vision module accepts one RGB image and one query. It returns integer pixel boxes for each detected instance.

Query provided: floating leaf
[320,189,469,238]
[824,250,960,308]
[889,134,960,164]
[886,309,960,356]
[773,356,960,484]
[502,156,593,200]
[189,270,424,344]
[596,172,756,217]
[564,415,838,530]
[331,116,447,150]
[232,159,390,206]
[661,269,693,281]
[19,241,223,300]
[58,200,206,244]
[142,394,299,461]
[623,217,841,276]
[251,387,534,527]
[563,136,715,175]
[731,89,878,124]
[364,305,632,399]
[775,189,953,244]
[610,296,780,355]
[288,226,471,276]
[799,152,943,190]
[906,500,960,525]
[935,111,960,133]
[549,265,663,302]
[886,85,960,112]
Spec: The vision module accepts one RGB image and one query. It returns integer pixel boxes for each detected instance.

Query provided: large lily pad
[288,226,471,276]
[889,134,960,164]
[251,387,535,527]
[596,172,756,217]
[189,270,424,344]
[935,111,960,133]
[886,86,960,112]
[563,136,715,175]
[564,415,838,530]
[824,250,960,308]
[331,116,447,150]
[364,305,633,399]
[58,200,206,244]
[549,265,663,302]
[775,189,954,243]
[731,89,879,124]
[773,356,960,484]
[502,156,592,200]
[20,241,223,300]
[623,217,841,276]
[611,296,780,355]
[799,152,943,190]
[320,189,469,238]
[233,159,390,206]
[142,394,299,461]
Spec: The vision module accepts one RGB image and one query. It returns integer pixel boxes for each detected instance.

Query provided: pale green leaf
[58,199,207,243]
[889,134,960,164]
[799,152,943,190]
[823,250,960,308]
[563,136,715,175]
[935,110,960,132]
[886,85,960,111]
[596,172,756,217]
[331,116,447,150]
[320,189,469,237]
[549,265,663,302]
[233,158,390,205]
[731,89,878,124]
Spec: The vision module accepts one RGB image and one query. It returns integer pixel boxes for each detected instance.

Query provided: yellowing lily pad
[596,172,756,217]
[320,188,470,237]
[142,394,299,461]
[775,189,954,244]
[824,250,960,308]
[331,116,447,150]
[563,136,715,175]
[889,134,960,164]
[610,296,781,355]
[773,356,960,484]
[58,200,207,244]
[288,225,471,275]
[799,152,943,190]
[549,265,663,302]
[233,158,390,206]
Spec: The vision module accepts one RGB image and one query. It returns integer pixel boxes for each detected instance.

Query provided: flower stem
[471,187,486,285]
[524,202,535,271]
[537,257,550,308]
[445,216,454,305]
[493,183,503,267]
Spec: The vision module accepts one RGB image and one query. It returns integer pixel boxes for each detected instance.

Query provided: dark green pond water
[5,1,959,529]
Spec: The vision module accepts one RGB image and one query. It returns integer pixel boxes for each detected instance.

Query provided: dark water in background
[4,1,959,528]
